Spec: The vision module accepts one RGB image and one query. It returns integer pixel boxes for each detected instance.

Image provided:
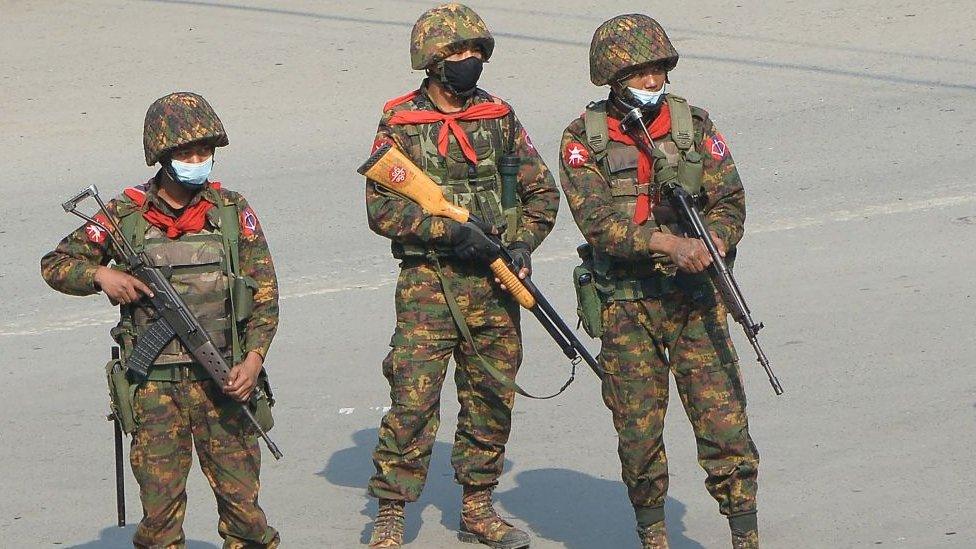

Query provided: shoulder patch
[85,213,109,244]
[240,206,260,237]
[563,140,590,168]
[705,132,729,161]
[372,136,394,154]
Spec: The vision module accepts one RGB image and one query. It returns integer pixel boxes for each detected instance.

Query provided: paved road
[2,1,974,547]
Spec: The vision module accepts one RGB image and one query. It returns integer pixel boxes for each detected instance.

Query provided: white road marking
[5,193,973,338]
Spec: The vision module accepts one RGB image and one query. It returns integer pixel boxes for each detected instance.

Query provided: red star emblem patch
[563,141,589,169]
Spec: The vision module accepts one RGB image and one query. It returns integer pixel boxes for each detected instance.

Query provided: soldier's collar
[147,171,218,216]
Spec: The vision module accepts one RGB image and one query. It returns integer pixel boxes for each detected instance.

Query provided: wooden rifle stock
[359,142,536,308]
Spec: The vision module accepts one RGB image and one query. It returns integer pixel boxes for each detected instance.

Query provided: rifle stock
[359,142,536,309]
[359,142,601,379]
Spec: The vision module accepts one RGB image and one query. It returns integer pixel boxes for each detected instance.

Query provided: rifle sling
[430,255,571,400]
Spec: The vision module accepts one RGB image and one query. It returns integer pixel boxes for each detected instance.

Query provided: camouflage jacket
[40,174,280,359]
[559,96,746,262]
[365,81,559,253]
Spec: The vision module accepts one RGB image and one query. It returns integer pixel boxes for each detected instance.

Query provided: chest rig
[114,196,252,370]
[583,94,705,297]
[394,92,520,258]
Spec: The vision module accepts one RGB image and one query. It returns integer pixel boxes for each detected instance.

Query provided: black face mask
[439,57,484,97]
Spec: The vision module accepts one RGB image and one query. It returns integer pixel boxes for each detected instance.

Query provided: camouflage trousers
[369,259,522,502]
[598,284,759,520]
[130,378,278,548]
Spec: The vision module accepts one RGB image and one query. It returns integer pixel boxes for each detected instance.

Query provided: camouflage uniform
[40,92,279,549]
[367,84,558,498]
[560,15,760,548]
[365,4,558,548]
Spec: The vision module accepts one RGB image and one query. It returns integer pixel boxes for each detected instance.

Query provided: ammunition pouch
[677,150,704,195]
[231,273,258,323]
[105,356,137,434]
[573,261,604,338]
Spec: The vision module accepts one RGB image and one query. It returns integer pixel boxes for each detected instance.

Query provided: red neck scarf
[606,103,672,224]
[385,90,510,163]
[124,182,220,238]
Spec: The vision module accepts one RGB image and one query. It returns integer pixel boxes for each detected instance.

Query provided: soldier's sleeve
[697,114,746,249]
[509,112,558,251]
[236,196,279,360]
[558,120,662,260]
[40,198,120,296]
[364,113,459,247]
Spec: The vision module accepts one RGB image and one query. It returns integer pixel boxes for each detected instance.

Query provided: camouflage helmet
[143,92,228,166]
[589,14,678,86]
[410,3,494,70]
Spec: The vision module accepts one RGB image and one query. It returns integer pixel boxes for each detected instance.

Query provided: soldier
[559,15,761,549]
[363,3,558,548]
[41,92,281,549]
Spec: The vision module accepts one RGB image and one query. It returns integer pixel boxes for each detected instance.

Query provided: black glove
[452,221,500,262]
[508,242,532,275]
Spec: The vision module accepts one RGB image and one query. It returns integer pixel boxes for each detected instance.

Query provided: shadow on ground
[320,428,468,544]
[68,525,217,548]
[498,469,704,549]
[321,428,704,548]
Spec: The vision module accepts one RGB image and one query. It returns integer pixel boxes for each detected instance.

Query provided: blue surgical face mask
[169,156,213,189]
[628,84,667,107]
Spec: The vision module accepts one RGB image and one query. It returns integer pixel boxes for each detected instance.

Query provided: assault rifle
[619,106,784,395]
[358,143,604,384]
[62,185,284,458]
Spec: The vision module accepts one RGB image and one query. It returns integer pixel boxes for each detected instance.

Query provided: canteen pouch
[106,354,137,434]
[574,244,604,338]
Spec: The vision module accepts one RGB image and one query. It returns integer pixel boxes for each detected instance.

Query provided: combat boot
[729,512,759,549]
[458,486,530,548]
[368,499,405,548]
[637,521,669,549]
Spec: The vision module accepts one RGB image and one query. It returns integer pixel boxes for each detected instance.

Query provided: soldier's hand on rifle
[668,236,713,273]
[94,266,154,305]
[495,242,531,290]
[453,221,500,262]
[225,352,263,402]
[708,230,727,257]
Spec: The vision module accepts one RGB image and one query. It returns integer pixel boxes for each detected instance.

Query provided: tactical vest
[116,196,248,369]
[394,94,520,258]
[583,94,704,298]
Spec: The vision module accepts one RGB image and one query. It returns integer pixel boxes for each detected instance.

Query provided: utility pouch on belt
[249,371,275,432]
[573,243,604,338]
[105,346,137,434]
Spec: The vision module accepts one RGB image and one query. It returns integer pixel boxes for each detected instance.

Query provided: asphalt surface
[2,1,975,547]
